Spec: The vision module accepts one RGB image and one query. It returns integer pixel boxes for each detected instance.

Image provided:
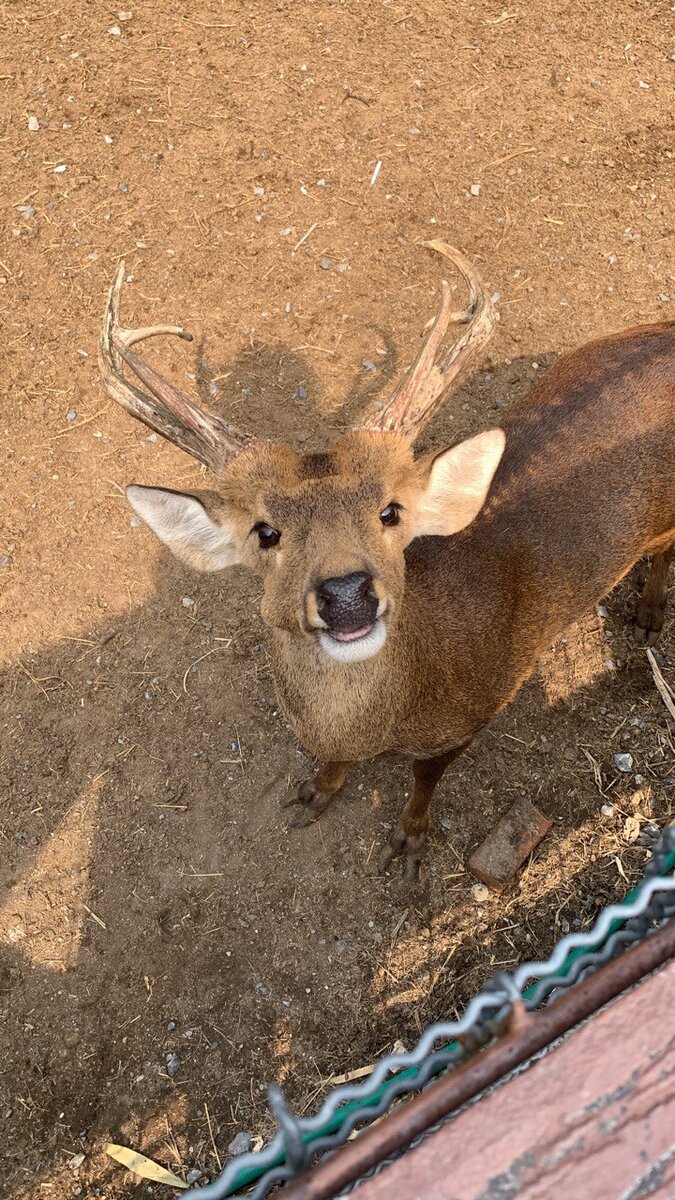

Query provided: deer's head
[99,244,503,664]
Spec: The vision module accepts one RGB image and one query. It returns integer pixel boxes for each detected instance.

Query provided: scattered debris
[370,159,382,186]
[647,647,675,720]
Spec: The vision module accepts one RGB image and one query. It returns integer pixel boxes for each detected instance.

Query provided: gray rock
[186,1169,203,1185]
[165,1051,181,1077]
[320,258,331,270]
[614,752,633,773]
[228,1131,252,1156]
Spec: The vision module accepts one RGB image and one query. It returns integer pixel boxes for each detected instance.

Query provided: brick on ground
[467,797,552,890]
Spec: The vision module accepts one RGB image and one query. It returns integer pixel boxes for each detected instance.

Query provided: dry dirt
[1,1,674,1197]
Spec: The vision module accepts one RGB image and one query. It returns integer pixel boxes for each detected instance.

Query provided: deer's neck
[270,627,406,761]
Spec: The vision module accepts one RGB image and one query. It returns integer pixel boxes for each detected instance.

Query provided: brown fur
[129,321,675,878]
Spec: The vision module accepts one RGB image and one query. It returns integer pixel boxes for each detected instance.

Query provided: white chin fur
[318,619,387,664]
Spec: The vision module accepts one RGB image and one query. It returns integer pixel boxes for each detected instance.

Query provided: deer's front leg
[379,742,470,882]
[284,760,352,829]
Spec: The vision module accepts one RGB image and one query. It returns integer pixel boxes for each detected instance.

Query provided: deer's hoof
[634,605,665,647]
[288,805,319,829]
[284,779,329,829]
[378,828,425,882]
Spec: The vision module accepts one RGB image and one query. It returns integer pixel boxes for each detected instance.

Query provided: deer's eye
[380,503,401,527]
[254,523,281,549]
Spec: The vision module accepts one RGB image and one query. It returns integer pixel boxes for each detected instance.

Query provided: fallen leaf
[105,1144,188,1189]
[623,815,640,843]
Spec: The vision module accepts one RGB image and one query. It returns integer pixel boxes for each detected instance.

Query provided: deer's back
[400,321,675,740]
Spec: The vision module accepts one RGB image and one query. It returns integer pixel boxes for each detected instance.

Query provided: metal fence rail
[188,825,675,1200]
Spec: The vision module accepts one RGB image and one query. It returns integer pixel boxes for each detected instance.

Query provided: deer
[99,243,675,881]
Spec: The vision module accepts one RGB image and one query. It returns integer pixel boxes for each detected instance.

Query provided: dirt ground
[1,1,674,1196]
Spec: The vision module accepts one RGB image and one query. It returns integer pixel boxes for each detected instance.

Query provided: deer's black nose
[316,572,378,633]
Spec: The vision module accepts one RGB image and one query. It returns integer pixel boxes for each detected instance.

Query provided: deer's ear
[126,485,242,572]
[413,429,505,538]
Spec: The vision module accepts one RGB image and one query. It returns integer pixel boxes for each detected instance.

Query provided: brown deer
[99,244,675,881]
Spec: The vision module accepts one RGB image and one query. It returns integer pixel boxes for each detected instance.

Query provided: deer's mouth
[318,617,387,664]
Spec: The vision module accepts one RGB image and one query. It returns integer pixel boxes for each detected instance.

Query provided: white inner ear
[126,485,241,572]
[414,428,506,538]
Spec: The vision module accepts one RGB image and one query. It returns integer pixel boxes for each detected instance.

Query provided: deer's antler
[98,262,254,473]
[357,241,497,441]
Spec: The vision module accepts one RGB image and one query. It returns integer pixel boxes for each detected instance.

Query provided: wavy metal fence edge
[187,825,675,1200]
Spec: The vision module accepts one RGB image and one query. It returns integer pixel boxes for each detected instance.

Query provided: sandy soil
[1,1,673,1195]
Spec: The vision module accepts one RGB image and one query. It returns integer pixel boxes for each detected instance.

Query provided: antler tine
[99,262,253,474]
[358,241,497,442]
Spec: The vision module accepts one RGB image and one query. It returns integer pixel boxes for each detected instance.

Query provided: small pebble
[186,1170,203,1185]
[614,753,633,773]
[228,1132,252,1156]
[0,555,12,567]
[634,774,645,786]
[19,204,36,218]
[335,262,349,273]
[28,115,40,132]
[118,181,129,193]
[67,409,78,421]
[130,516,141,527]
[253,186,265,197]
[295,386,308,400]
[470,183,481,196]
[472,883,489,902]
[103,134,113,144]
[601,803,614,817]
[181,596,195,607]
[167,1020,177,1032]
[362,360,376,371]
[108,24,122,35]
[595,604,609,618]
[54,164,67,173]
[320,257,331,270]
[165,1052,181,1077]
[69,1153,85,1170]
[440,816,452,832]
